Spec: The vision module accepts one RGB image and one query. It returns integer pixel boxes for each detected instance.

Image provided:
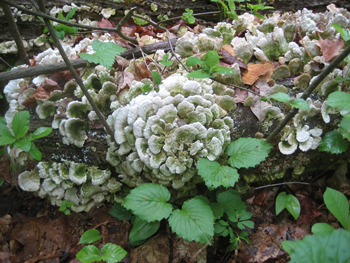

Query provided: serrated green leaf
[269,92,291,103]
[241,220,254,229]
[76,245,101,263]
[276,192,300,220]
[240,210,253,221]
[226,138,273,169]
[214,221,228,236]
[108,203,132,221]
[152,71,162,85]
[129,217,160,243]
[209,202,224,220]
[311,223,335,234]
[79,40,126,69]
[284,229,350,263]
[101,243,127,263]
[78,229,102,244]
[12,111,30,139]
[319,131,348,154]
[29,147,42,161]
[186,57,204,67]
[217,190,246,218]
[169,198,214,243]
[187,70,212,79]
[123,183,172,222]
[0,136,15,146]
[0,120,13,138]
[197,158,239,189]
[290,98,310,111]
[193,195,210,204]
[327,91,350,111]
[28,127,53,141]
[340,117,350,133]
[324,187,349,229]
[14,139,31,152]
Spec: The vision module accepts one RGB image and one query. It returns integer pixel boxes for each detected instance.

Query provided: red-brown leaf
[318,33,344,62]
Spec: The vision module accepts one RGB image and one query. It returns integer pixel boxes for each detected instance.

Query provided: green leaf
[240,220,254,229]
[290,98,310,111]
[64,209,71,215]
[327,91,350,111]
[276,192,300,220]
[197,158,239,189]
[66,7,77,20]
[269,92,291,103]
[209,202,224,220]
[0,147,6,155]
[76,245,101,263]
[152,71,162,85]
[101,243,127,263]
[108,203,132,221]
[169,198,214,243]
[240,210,253,221]
[212,65,235,75]
[324,187,349,229]
[331,23,350,41]
[60,201,67,211]
[123,183,172,222]
[187,70,212,79]
[214,221,229,236]
[67,201,73,207]
[217,190,246,217]
[12,111,30,139]
[319,131,348,154]
[281,240,296,254]
[311,223,335,234]
[226,138,273,169]
[159,60,173,67]
[204,51,220,71]
[283,229,350,263]
[340,117,350,133]
[78,229,103,244]
[14,139,32,152]
[28,147,42,161]
[54,29,65,39]
[0,136,16,146]
[186,57,204,67]
[129,217,160,243]
[79,40,126,69]
[0,119,13,138]
[28,127,53,141]
[141,83,153,94]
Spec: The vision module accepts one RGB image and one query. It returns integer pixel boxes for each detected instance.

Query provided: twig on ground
[189,237,213,263]
[254,181,320,190]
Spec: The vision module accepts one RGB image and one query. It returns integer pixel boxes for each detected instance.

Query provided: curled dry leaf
[22,86,50,108]
[134,61,153,81]
[117,71,134,94]
[318,33,344,62]
[220,46,248,69]
[242,61,274,85]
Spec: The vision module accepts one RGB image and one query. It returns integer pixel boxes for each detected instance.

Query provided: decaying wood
[0,38,177,82]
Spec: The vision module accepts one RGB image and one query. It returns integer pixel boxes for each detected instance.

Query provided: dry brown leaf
[113,55,130,71]
[242,62,274,85]
[250,79,271,122]
[134,61,152,81]
[318,33,344,62]
[220,48,248,69]
[117,71,134,94]
[233,88,248,103]
[221,44,235,57]
[22,86,50,108]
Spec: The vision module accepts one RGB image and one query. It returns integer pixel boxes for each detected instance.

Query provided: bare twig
[189,237,213,263]
[115,7,138,44]
[157,10,222,24]
[254,181,320,190]
[212,77,263,97]
[36,0,115,142]
[0,56,12,69]
[266,43,350,143]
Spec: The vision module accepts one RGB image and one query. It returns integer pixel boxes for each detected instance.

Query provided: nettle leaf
[311,223,335,234]
[79,40,126,69]
[101,243,127,263]
[217,190,246,217]
[108,203,132,221]
[28,127,52,141]
[78,229,102,244]
[327,91,350,111]
[169,198,214,244]
[269,92,290,103]
[12,111,30,139]
[197,158,239,189]
[324,187,349,229]
[319,131,348,154]
[123,183,173,222]
[76,245,101,263]
[187,70,212,79]
[129,217,160,244]
[290,98,310,111]
[14,139,32,152]
[275,192,300,220]
[282,229,350,263]
[226,138,273,169]
[209,202,224,220]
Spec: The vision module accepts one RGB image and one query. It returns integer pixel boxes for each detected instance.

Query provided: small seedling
[275,192,301,220]
[181,9,195,24]
[59,200,73,215]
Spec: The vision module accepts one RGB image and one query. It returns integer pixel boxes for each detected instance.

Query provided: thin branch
[36,0,115,142]
[115,7,138,44]
[266,43,350,143]
[0,0,136,43]
[254,182,320,190]
[189,237,213,263]
[157,11,223,24]
[132,14,189,72]
[212,77,263,97]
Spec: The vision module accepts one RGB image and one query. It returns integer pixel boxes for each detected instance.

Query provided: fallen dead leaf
[318,33,344,62]
[22,86,50,108]
[296,195,322,225]
[220,47,248,69]
[233,88,248,103]
[250,79,270,122]
[242,62,274,85]
[117,71,134,94]
[134,61,153,81]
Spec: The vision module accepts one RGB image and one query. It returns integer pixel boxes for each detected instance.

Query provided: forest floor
[0,3,349,263]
